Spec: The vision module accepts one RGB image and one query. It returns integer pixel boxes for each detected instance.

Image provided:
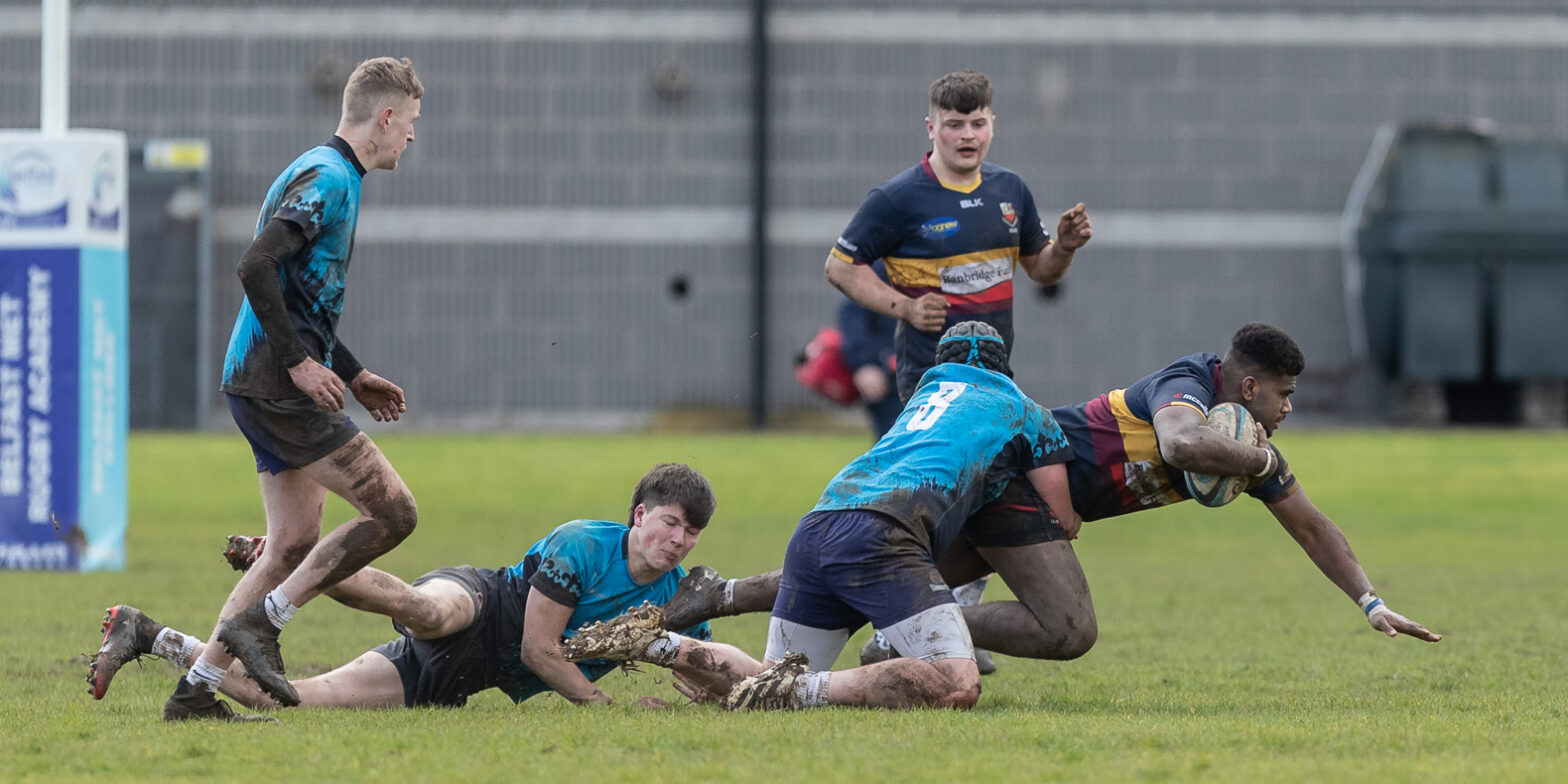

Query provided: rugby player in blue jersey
[823,69,1095,671]
[90,464,716,718]
[659,323,1441,674]
[560,323,1078,710]
[154,57,425,720]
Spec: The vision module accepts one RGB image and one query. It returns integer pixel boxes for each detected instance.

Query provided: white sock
[152,627,197,665]
[952,576,989,606]
[720,579,736,613]
[185,657,226,691]
[793,670,831,707]
[646,632,682,667]
[264,587,298,629]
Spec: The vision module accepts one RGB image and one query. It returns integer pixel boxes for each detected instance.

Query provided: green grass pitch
[2,428,1564,783]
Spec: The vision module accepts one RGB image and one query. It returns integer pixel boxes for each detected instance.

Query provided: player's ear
[631,503,646,528]
[1240,376,1258,402]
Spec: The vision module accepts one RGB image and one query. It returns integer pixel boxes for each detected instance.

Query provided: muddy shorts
[372,566,498,708]
[226,393,360,474]
[772,509,953,632]
[961,475,1069,548]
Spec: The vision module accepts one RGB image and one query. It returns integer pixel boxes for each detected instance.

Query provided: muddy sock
[152,627,198,665]
[263,587,297,629]
[185,658,226,692]
[794,670,830,707]
[719,580,736,613]
[646,632,682,666]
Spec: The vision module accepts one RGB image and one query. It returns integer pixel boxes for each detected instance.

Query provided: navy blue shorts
[772,509,953,631]
[226,393,360,474]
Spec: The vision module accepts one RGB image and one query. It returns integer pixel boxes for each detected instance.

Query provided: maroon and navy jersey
[1048,353,1299,522]
[829,153,1050,401]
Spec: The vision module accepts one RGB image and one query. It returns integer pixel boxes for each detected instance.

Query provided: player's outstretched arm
[519,590,614,705]
[1265,489,1441,643]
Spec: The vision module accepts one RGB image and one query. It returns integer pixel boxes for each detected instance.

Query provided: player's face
[926,106,994,179]
[1246,373,1295,435]
[634,503,703,572]
[376,97,421,171]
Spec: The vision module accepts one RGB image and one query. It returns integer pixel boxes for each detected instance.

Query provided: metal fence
[4,1,1568,428]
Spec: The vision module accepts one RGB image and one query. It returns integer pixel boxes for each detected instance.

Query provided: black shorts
[372,566,497,708]
[961,476,1069,548]
[226,393,359,474]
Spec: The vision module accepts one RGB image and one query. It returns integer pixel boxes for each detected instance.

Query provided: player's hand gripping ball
[1183,402,1260,508]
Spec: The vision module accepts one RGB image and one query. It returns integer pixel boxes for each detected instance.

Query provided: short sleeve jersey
[221,137,364,399]
[829,153,1050,400]
[812,362,1073,557]
[1048,353,1300,522]
[485,519,712,702]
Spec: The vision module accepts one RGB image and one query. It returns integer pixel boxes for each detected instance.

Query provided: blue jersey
[829,153,1050,400]
[1049,353,1299,522]
[812,362,1073,556]
[222,137,365,399]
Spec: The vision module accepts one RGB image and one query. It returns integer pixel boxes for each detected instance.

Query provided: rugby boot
[560,602,666,662]
[162,678,276,723]
[222,535,265,571]
[215,599,298,706]
[974,648,997,676]
[88,605,161,700]
[722,652,810,711]
[659,564,726,631]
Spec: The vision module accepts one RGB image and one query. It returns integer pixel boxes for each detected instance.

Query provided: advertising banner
[0,130,128,571]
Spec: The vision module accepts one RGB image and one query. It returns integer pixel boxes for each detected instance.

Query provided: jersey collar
[327,135,368,177]
[920,151,984,194]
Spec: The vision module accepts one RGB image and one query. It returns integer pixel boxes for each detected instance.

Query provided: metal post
[40,0,70,134]
[748,0,771,429]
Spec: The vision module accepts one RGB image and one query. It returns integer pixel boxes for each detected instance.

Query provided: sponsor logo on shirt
[836,236,859,253]
[919,217,960,239]
[999,201,1017,228]
[1173,392,1209,414]
[960,198,984,209]
[938,256,1012,294]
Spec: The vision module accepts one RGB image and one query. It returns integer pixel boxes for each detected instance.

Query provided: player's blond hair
[341,57,423,124]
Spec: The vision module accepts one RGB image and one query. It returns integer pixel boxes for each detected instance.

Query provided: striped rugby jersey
[1048,353,1299,522]
[830,152,1050,400]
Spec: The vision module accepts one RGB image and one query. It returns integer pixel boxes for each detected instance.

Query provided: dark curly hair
[935,321,1007,373]
[1227,322,1305,377]
[628,463,716,530]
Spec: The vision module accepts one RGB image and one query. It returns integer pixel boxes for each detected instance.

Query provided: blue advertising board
[0,131,127,571]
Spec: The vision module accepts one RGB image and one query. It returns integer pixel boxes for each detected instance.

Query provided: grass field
[2,428,1565,783]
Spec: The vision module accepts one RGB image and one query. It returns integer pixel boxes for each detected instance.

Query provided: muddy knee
[1054,615,1098,660]
[366,489,418,543]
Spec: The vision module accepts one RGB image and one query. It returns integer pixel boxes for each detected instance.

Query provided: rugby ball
[1183,402,1261,508]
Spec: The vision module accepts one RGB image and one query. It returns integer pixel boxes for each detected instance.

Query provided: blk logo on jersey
[999,202,1017,228]
[960,198,984,209]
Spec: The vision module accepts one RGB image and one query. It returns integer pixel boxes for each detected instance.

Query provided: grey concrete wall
[3,2,1566,427]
